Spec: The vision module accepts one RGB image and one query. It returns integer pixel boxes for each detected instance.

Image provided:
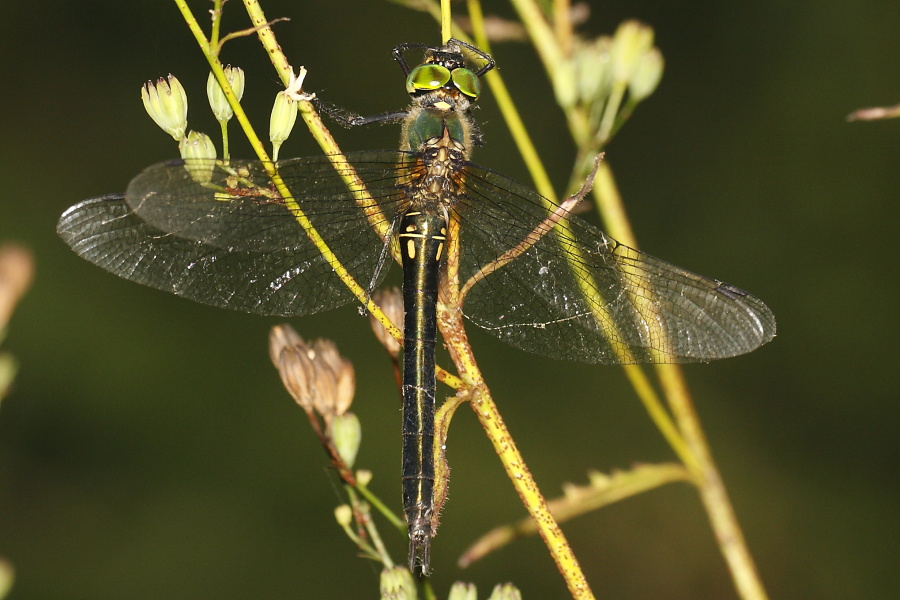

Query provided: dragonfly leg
[313,97,409,128]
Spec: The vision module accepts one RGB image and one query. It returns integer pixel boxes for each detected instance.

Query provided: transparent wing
[59,151,776,361]
[57,153,409,317]
[453,164,776,364]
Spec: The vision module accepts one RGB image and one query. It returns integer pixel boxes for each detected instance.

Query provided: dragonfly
[57,39,776,575]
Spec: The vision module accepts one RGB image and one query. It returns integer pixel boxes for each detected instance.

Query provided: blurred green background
[1,0,898,598]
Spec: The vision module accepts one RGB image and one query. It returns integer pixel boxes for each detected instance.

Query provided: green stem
[357,482,406,533]
[172,0,272,162]
[656,365,769,600]
[466,0,558,203]
[219,120,230,160]
[441,0,452,43]
[210,0,223,47]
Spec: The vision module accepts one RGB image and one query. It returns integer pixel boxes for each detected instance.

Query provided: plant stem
[437,294,595,599]
[656,365,769,600]
[595,161,769,600]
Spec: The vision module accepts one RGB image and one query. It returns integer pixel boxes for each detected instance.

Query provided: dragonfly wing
[123,155,401,251]
[454,166,776,364]
[58,152,409,317]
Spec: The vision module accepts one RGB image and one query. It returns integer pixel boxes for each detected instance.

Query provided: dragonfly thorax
[402,127,468,212]
[402,102,477,154]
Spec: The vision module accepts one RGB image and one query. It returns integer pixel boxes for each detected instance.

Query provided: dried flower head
[268,325,355,419]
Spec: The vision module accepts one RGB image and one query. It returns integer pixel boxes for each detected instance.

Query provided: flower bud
[552,58,578,110]
[207,65,245,123]
[379,566,417,600]
[448,582,477,600]
[628,47,664,102]
[269,91,298,161]
[334,504,353,527]
[330,412,362,467]
[574,36,613,107]
[141,74,188,140]
[611,20,655,83]
[487,583,522,600]
[356,469,373,486]
[178,131,217,184]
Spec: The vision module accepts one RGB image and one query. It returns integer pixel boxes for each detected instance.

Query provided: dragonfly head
[405,58,481,103]
[402,39,494,105]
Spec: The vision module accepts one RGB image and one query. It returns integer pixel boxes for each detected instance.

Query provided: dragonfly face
[57,39,775,576]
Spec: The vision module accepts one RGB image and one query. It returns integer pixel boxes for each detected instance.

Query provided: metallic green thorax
[401,106,474,157]
[394,40,492,574]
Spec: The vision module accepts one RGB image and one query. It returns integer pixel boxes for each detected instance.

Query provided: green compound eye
[451,68,481,99]
[406,64,451,93]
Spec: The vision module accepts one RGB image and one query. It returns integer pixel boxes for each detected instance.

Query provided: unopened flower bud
[552,59,578,110]
[628,47,664,102]
[178,131,217,184]
[356,469,373,486]
[141,74,188,140]
[380,566,417,600]
[575,36,613,107]
[448,582,478,600]
[611,20,655,83]
[269,91,298,161]
[330,412,362,467]
[334,504,353,527]
[207,65,245,123]
[487,583,522,600]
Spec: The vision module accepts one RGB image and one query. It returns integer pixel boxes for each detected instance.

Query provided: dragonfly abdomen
[399,207,447,574]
